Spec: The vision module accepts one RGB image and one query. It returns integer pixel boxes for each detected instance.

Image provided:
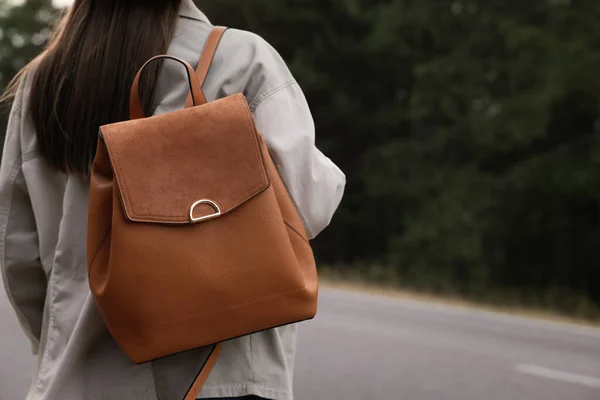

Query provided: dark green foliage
[0,0,59,132]
[199,0,600,316]
[2,0,599,316]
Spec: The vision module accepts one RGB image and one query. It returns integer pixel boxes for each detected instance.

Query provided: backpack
[87,27,318,400]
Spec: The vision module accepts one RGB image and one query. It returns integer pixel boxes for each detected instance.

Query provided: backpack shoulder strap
[196,26,228,86]
[185,26,228,107]
[183,343,222,400]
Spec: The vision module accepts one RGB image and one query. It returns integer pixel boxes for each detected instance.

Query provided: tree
[198,0,600,314]
[0,0,58,132]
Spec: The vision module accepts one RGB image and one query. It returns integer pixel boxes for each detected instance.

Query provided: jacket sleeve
[252,82,346,239]
[0,81,47,354]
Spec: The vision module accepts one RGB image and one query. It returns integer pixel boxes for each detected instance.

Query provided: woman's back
[0,1,345,399]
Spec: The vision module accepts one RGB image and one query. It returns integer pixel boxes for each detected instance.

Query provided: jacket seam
[1,158,50,398]
[249,79,297,113]
[0,157,33,334]
[179,15,209,24]
[201,383,292,392]
[23,150,39,162]
[9,102,23,119]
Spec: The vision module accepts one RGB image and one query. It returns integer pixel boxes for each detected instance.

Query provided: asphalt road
[2,286,599,400]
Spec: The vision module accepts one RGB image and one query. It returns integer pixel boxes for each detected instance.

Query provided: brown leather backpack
[87,27,318,400]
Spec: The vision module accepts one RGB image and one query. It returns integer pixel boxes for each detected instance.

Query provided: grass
[319,266,600,328]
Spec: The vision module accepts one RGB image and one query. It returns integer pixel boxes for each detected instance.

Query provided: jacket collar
[179,0,210,23]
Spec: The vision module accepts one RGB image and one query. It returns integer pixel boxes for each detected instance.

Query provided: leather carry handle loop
[130,55,206,120]
[183,343,222,400]
[184,26,228,108]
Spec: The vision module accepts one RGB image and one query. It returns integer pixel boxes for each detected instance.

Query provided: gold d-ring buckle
[189,199,221,223]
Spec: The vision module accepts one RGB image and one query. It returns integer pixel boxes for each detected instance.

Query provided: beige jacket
[0,1,345,399]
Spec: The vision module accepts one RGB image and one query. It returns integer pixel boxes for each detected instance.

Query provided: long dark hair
[1,0,182,174]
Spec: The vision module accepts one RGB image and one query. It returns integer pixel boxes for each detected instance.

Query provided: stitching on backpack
[113,283,308,329]
[284,221,309,246]
[102,126,135,218]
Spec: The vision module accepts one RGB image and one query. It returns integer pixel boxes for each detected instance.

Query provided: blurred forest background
[1,0,599,319]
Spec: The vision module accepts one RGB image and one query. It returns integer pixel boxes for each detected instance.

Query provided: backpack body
[87,27,318,399]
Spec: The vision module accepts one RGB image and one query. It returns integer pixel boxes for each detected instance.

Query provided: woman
[0,0,345,399]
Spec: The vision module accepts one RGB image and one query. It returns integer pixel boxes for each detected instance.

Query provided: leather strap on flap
[185,26,228,108]
[183,343,222,400]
